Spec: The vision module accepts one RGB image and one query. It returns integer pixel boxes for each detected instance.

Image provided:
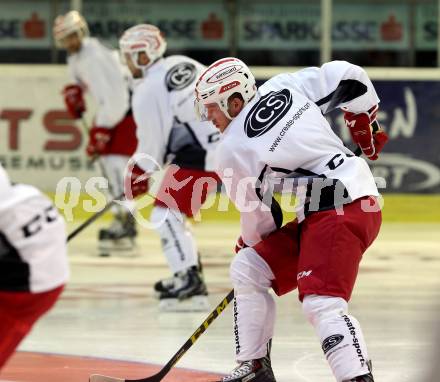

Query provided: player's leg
[152,167,219,311]
[302,295,373,382]
[98,154,137,255]
[0,286,64,369]
[97,112,138,255]
[298,196,381,382]
[150,206,208,306]
[220,248,276,382]
[219,221,300,382]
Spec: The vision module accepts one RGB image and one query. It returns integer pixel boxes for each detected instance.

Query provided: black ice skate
[219,341,276,382]
[345,360,374,382]
[158,265,209,312]
[346,374,374,382]
[98,213,137,257]
[154,257,203,294]
[154,275,175,294]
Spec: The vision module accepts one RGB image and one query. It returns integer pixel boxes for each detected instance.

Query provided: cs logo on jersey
[166,62,197,91]
[244,89,292,138]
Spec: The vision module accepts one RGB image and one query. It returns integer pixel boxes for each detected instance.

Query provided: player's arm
[286,60,379,114]
[80,56,131,157]
[218,146,281,248]
[82,55,129,127]
[62,63,86,120]
[287,61,388,160]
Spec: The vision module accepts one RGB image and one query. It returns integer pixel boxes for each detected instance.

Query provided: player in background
[0,165,69,370]
[53,11,138,256]
[119,24,221,311]
[195,58,389,381]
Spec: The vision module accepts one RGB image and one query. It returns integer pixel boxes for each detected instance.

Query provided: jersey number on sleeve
[21,205,58,238]
[326,153,355,170]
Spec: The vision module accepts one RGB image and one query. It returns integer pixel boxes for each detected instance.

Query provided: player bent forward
[54,11,138,256]
[120,25,221,311]
[194,58,388,381]
[0,165,69,369]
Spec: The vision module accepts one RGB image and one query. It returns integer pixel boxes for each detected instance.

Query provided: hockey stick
[89,288,235,382]
[67,192,125,242]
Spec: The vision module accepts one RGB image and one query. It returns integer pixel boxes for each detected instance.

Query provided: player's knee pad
[150,205,167,225]
[230,248,274,295]
[150,206,193,247]
[150,206,198,272]
[302,294,348,326]
[151,206,185,229]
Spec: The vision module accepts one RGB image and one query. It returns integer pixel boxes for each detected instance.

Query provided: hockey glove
[124,163,149,199]
[86,127,113,157]
[235,236,248,253]
[368,129,389,161]
[63,84,86,119]
[344,104,383,160]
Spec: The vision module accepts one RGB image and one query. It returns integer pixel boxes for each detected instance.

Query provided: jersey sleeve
[67,59,80,84]
[217,143,282,246]
[132,84,173,173]
[80,54,129,128]
[283,60,380,114]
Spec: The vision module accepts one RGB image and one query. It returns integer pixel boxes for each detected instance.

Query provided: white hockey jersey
[131,55,221,173]
[216,61,380,246]
[0,166,69,293]
[67,37,130,128]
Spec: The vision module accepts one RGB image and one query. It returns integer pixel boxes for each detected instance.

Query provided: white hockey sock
[302,294,370,382]
[150,206,198,274]
[230,248,276,362]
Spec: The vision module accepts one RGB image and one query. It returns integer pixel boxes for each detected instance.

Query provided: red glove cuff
[344,111,375,156]
[368,130,389,161]
[344,104,381,158]
[124,164,149,199]
[63,84,85,119]
[86,127,113,157]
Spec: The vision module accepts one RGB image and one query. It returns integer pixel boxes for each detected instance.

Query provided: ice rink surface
[2,219,440,382]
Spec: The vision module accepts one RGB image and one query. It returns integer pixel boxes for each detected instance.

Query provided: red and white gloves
[124,163,149,199]
[63,84,86,119]
[86,127,113,157]
[343,105,389,160]
[235,236,248,253]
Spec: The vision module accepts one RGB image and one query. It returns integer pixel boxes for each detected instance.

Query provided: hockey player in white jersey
[119,24,221,311]
[195,58,389,381]
[53,11,138,255]
[0,165,69,369]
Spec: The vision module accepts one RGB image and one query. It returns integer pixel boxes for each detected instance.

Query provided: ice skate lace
[222,361,254,381]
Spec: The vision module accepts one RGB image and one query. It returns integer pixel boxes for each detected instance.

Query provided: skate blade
[159,295,210,312]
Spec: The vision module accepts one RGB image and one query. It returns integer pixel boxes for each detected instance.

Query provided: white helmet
[53,11,88,48]
[194,57,256,120]
[119,24,167,70]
